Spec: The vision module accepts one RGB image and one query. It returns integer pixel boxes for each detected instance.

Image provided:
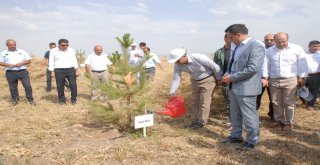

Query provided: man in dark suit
[221,24,265,150]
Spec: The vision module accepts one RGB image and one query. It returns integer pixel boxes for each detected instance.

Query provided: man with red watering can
[168,48,222,129]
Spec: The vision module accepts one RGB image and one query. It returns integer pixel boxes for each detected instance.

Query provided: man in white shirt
[0,39,35,106]
[262,32,308,131]
[138,42,146,60]
[168,48,222,129]
[44,42,56,92]
[49,39,80,105]
[142,47,162,80]
[304,40,320,110]
[257,34,275,121]
[128,43,141,65]
[85,45,113,101]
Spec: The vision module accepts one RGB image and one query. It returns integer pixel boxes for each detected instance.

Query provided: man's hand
[14,63,22,67]
[297,78,305,86]
[51,72,55,78]
[216,80,223,86]
[222,74,231,83]
[76,69,80,77]
[262,79,268,87]
[7,63,14,68]
[168,94,175,100]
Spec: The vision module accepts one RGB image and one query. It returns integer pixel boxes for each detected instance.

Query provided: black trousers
[256,86,274,120]
[307,74,320,107]
[5,69,33,102]
[54,68,77,103]
[46,69,52,91]
[46,69,70,91]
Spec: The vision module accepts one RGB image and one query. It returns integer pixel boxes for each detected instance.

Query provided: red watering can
[155,96,187,118]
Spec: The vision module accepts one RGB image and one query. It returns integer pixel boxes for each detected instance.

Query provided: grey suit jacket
[228,38,265,96]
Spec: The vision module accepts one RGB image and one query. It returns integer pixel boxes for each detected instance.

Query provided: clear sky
[0,0,319,57]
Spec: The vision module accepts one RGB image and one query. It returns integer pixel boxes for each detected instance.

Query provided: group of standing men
[0,39,81,105]
[129,42,162,81]
[0,38,163,106]
[167,23,320,150]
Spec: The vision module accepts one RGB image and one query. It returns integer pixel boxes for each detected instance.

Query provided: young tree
[90,33,152,131]
[115,33,134,65]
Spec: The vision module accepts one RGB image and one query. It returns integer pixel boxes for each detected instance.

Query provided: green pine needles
[88,33,152,132]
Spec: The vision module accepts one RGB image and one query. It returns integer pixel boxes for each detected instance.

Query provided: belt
[54,67,74,70]
[91,70,106,73]
[6,69,26,72]
[196,73,214,81]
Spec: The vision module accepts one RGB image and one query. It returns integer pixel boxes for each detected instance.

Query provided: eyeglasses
[60,44,69,47]
[264,39,274,42]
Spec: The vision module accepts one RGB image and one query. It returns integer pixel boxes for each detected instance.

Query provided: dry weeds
[0,57,319,164]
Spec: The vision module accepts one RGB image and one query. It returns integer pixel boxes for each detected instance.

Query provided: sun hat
[168,48,186,63]
[297,86,314,102]
[131,42,137,46]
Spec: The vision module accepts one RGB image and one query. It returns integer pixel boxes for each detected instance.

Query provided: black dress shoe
[11,98,19,106]
[28,101,36,106]
[185,121,198,128]
[236,142,255,150]
[12,100,19,106]
[59,101,66,105]
[192,122,204,129]
[221,136,243,143]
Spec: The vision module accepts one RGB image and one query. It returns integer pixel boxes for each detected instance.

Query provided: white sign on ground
[134,114,154,129]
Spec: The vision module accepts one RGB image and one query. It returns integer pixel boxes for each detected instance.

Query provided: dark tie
[228,45,239,89]
[228,45,239,74]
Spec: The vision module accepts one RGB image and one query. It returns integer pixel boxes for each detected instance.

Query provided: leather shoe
[236,142,255,150]
[192,122,204,129]
[307,106,316,111]
[59,101,66,105]
[28,101,36,106]
[221,136,243,144]
[12,100,19,106]
[269,121,283,128]
[11,98,19,106]
[283,124,293,131]
[185,121,198,128]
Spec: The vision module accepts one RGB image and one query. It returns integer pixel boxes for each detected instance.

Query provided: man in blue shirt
[0,39,35,106]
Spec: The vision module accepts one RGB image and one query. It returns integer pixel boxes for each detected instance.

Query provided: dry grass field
[0,57,319,164]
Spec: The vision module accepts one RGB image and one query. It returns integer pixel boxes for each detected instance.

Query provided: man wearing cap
[304,40,320,110]
[0,39,36,106]
[262,32,308,131]
[128,42,141,65]
[168,48,222,129]
[85,45,113,101]
[129,42,144,84]
[221,24,265,150]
